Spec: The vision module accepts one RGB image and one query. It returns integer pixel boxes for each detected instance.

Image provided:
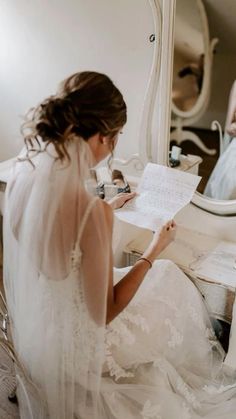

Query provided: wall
[0,0,155,161]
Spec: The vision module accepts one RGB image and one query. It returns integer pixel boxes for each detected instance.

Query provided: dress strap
[75,197,99,247]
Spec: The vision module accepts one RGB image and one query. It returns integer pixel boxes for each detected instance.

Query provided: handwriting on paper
[115,163,201,231]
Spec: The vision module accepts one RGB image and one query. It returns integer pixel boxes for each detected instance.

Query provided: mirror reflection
[204,107,236,200]
[171,0,236,201]
[172,0,204,112]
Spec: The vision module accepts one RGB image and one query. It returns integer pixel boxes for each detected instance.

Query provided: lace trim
[165,318,183,349]
[182,402,192,419]
[141,400,162,419]
[105,308,150,380]
[105,346,134,381]
[187,303,205,331]
[187,303,216,341]
[155,296,181,318]
[42,265,99,377]
[176,377,200,409]
[203,383,236,395]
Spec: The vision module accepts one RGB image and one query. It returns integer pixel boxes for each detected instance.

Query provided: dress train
[99,260,236,419]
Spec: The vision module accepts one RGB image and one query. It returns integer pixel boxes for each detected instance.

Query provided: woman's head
[22,71,127,162]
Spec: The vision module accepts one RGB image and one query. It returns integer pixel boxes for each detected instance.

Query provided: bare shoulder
[87,197,113,230]
[80,198,113,248]
[100,199,113,229]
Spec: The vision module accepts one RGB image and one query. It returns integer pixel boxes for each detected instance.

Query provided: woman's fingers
[109,191,136,210]
[165,219,176,231]
[125,191,136,200]
[119,191,136,202]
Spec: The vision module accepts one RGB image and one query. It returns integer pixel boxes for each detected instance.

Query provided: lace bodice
[70,197,99,272]
[37,197,102,379]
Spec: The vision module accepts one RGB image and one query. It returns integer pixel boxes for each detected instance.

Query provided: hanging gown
[204,137,236,200]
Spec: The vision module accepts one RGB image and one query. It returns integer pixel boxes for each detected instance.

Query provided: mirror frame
[112,0,162,174]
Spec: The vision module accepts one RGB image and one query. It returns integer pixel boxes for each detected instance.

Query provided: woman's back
[3,141,109,418]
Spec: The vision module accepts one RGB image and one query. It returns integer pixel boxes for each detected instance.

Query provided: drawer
[187,275,235,324]
[124,250,141,267]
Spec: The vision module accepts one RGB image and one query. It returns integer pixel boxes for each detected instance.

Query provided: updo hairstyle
[22,71,127,161]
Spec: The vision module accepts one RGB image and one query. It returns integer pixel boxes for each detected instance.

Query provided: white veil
[3,137,110,418]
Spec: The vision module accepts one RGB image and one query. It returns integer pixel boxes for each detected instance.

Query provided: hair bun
[36,98,69,141]
[23,71,127,161]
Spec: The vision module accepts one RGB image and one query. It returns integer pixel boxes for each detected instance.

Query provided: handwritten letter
[115,163,201,231]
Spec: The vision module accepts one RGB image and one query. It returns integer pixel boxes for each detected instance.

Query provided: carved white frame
[112,0,162,175]
[191,193,236,216]
[151,0,176,164]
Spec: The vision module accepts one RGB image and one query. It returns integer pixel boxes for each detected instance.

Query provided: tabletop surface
[125,226,236,290]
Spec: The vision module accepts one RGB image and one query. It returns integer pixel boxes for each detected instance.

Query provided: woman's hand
[154,220,177,253]
[108,191,136,210]
[143,220,177,262]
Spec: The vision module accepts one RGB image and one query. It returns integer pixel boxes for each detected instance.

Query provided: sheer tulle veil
[3,138,110,418]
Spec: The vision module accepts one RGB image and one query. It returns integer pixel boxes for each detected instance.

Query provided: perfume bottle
[169,145,182,168]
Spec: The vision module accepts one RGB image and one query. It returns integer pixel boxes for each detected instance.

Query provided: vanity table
[174,154,202,175]
[124,226,236,324]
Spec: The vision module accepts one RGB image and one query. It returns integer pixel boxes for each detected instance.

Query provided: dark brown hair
[22,71,127,161]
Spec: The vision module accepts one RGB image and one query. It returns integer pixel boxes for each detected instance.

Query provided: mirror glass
[172,0,204,112]
[171,0,236,204]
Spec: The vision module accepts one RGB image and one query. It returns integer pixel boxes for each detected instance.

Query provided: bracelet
[137,257,153,269]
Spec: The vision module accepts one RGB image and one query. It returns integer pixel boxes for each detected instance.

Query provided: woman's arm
[103,203,176,324]
[81,199,176,325]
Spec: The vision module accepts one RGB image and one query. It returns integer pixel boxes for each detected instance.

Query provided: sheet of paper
[193,242,236,287]
[115,163,201,231]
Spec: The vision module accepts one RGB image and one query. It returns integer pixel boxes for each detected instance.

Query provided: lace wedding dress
[11,231,236,419]
[100,261,236,419]
[4,140,236,418]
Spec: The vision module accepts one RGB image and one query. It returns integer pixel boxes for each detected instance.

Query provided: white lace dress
[100,261,236,419]
[5,195,236,418]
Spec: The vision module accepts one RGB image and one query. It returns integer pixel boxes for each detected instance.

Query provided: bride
[3,71,236,418]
